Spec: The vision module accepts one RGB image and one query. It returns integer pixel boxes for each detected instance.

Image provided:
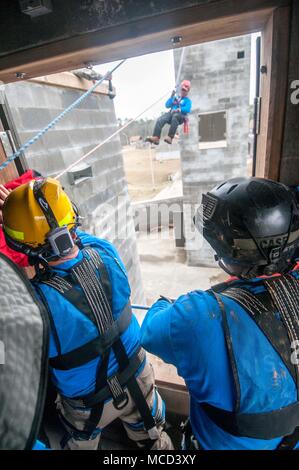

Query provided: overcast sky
[94,50,175,121]
[94,33,260,121]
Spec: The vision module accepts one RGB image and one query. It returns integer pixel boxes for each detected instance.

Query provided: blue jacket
[34,230,143,398]
[165,95,192,115]
[141,271,299,450]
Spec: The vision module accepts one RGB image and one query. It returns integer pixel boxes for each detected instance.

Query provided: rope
[0,60,126,173]
[55,48,187,179]
[175,47,186,91]
[54,90,170,179]
[131,304,150,311]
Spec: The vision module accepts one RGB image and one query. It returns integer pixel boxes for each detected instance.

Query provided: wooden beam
[0,1,290,84]
[255,6,291,180]
[29,71,111,95]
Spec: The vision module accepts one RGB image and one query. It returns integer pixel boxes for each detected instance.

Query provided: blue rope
[0,60,125,173]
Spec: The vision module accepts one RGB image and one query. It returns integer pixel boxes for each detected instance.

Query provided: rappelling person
[2,177,173,450]
[141,177,299,450]
[146,79,192,145]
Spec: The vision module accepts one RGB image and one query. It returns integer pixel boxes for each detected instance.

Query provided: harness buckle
[113,391,129,410]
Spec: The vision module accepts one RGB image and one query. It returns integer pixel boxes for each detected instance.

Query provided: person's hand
[0,185,10,224]
[172,109,180,113]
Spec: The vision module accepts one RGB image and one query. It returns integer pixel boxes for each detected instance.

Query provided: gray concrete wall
[4,80,144,304]
[175,35,251,266]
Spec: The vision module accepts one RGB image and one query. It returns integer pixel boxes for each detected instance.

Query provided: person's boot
[145,136,160,145]
[164,136,173,145]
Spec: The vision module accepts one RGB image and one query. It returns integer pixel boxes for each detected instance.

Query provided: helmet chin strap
[216,255,263,279]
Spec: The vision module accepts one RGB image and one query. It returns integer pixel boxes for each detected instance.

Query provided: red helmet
[181,79,191,92]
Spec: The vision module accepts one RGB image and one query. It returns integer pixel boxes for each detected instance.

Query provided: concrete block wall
[175,35,251,266]
[4,79,145,304]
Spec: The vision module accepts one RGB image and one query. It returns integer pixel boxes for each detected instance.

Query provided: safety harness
[35,246,159,443]
[199,274,299,449]
[172,96,189,134]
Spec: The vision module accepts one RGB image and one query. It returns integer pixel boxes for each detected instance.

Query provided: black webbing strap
[83,352,110,435]
[277,426,299,450]
[209,290,241,411]
[84,247,113,308]
[201,400,299,441]
[77,347,146,407]
[49,301,132,370]
[112,339,157,435]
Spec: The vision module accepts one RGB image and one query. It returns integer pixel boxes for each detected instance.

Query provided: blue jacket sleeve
[165,97,174,109]
[180,98,192,114]
[140,299,177,365]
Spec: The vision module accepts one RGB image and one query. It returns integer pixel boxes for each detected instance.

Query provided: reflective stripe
[4,225,24,241]
[59,211,73,227]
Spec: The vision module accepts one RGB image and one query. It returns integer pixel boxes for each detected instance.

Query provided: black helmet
[194,177,299,278]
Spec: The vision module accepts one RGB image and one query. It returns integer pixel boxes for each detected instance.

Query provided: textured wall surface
[175,35,251,266]
[4,80,144,303]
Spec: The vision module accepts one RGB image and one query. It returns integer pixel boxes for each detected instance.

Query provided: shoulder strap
[40,248,132,370]
[83,246,113,307]
[203,284,299,441]
[209,290,241,412]
[49,302,132,370]
[222,286,298,385]
[264,275,299,393]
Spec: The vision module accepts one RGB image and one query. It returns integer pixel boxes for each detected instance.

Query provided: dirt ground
[122,146,181,201]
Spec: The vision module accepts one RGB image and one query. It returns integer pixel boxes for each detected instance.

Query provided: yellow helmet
[3,177,77,257]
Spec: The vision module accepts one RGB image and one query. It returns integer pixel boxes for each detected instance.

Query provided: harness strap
[112,339,158,437]
[75,347,146,407]
[203,284,299,442]
[201,400,299,440]
[264,275,299,393]
[49,302,132,370]
[84,352,109,435]
[222,287,297,385]
[43,246,158,440]
[209,291,241,411]
[277,426,299,450]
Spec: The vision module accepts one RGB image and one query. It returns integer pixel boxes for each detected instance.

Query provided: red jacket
[0,170,39,267]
